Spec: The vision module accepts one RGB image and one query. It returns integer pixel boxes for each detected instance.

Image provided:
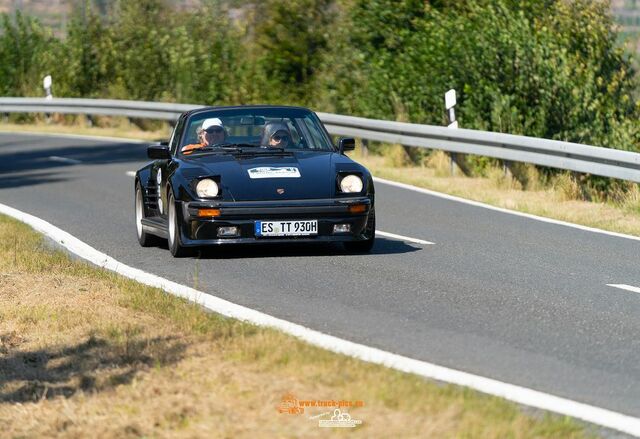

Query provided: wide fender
[167,170,197,203]
[135,164,153,190]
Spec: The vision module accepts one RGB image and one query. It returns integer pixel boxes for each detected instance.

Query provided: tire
[135,183,161,247]
[344,208,375,253]
[167,191,191,257]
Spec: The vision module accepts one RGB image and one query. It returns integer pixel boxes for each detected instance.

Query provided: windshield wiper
[214,142,290,152]
[215,143,260,149]
[186,144,290,157]
[254,147,285,152]
[186,145,243,155]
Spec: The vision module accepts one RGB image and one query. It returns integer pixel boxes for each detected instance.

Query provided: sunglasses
[204,127,224,134]
[271,134,290,142]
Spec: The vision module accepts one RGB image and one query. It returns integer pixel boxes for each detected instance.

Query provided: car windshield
[180,107,334,154]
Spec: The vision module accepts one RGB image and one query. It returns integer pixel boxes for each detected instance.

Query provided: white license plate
[255,220,318,237]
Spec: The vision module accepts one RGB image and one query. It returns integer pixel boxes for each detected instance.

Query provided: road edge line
[607,284,640,294]
[374,177,640,243]
[1,201,638,437]
[375,230,435,245]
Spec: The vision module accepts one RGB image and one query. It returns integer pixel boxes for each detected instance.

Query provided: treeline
[1,0,639,153]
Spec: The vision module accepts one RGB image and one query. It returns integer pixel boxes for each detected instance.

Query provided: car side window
[300,116,327,149]
[169,116,186,155]
[285,121,302,147]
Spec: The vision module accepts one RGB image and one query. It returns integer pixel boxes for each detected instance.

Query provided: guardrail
[2,97,640,183]
[0,98,198,120]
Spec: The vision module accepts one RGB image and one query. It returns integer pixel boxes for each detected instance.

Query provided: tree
[325,0,640,153]
[249,0,336,104]
[0,11,64,97]
[65,6,115,97]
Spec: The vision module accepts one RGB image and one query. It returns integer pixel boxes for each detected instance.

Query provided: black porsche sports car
[134,105,375,257]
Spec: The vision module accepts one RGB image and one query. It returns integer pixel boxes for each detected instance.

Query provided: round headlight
[196,179,219,197]
[340,174,363,193]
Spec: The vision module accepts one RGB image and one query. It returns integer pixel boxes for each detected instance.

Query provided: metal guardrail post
[503,160,512,178]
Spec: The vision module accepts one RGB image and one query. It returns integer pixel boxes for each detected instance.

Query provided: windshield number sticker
[248,167,301,179]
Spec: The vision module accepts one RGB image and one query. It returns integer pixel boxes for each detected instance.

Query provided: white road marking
[49,156,82,165]
[376,230,434,245]
[374,177,640,243]
[607,284,640,294]
[126,171,136,177]
[1,201,639,437]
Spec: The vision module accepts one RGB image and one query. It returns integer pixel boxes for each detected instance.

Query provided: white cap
[201,118,223,130]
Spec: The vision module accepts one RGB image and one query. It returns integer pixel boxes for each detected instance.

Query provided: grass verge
[0,215,597,437]
[0,119,169,142]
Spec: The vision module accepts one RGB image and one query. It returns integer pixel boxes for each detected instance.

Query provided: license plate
[255,220,318,237]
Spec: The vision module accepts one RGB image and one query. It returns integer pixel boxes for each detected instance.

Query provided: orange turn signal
[198,208,221,217]
[348,204,367,214]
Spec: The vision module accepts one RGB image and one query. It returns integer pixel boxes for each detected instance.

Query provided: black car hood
[186,151,345,201]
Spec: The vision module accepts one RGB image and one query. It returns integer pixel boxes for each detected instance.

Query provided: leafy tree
[108,0,174,101]
[326,0,640,153]
[167,1,247,105]
[0,11,64,97]
[65,6,116,97]
[248,0,336,104]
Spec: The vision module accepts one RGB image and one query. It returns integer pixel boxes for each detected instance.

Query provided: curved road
[1,132,639,420]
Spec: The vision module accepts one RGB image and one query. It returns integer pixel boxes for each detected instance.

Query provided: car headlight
[196,178,219,197]
[340,174,363,193]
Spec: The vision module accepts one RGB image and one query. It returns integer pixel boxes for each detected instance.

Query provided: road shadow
[191,237,422,260]
[0,332,186,403]
[0,171,69,189]
[0,142,148,174]
[0,133,150,189]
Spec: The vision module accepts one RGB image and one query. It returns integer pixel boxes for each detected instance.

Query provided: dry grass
[355,150,640,237]
[0,117,169,142]
[0,215,597,437]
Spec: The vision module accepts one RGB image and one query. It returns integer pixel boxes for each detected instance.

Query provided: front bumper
[178,197,372,246]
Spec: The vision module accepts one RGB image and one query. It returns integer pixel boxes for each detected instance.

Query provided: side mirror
[338,137,356,154]
[147,144,171,160]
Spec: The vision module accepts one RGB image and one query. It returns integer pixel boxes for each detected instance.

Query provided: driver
[260,122,292,148]
[182,118,227,154]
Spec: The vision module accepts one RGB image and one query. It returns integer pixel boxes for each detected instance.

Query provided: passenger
[260,122,292,148]
[182,118,226,154]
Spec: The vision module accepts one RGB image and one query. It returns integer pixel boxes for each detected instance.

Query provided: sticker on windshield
[248,167,301,179]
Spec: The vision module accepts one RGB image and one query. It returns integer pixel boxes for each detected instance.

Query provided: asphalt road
[1,132,639,419]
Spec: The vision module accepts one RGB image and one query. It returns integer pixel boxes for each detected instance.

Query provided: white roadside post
[43,75,53,100]
[43,75,52,122]
[445,89,459,175]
